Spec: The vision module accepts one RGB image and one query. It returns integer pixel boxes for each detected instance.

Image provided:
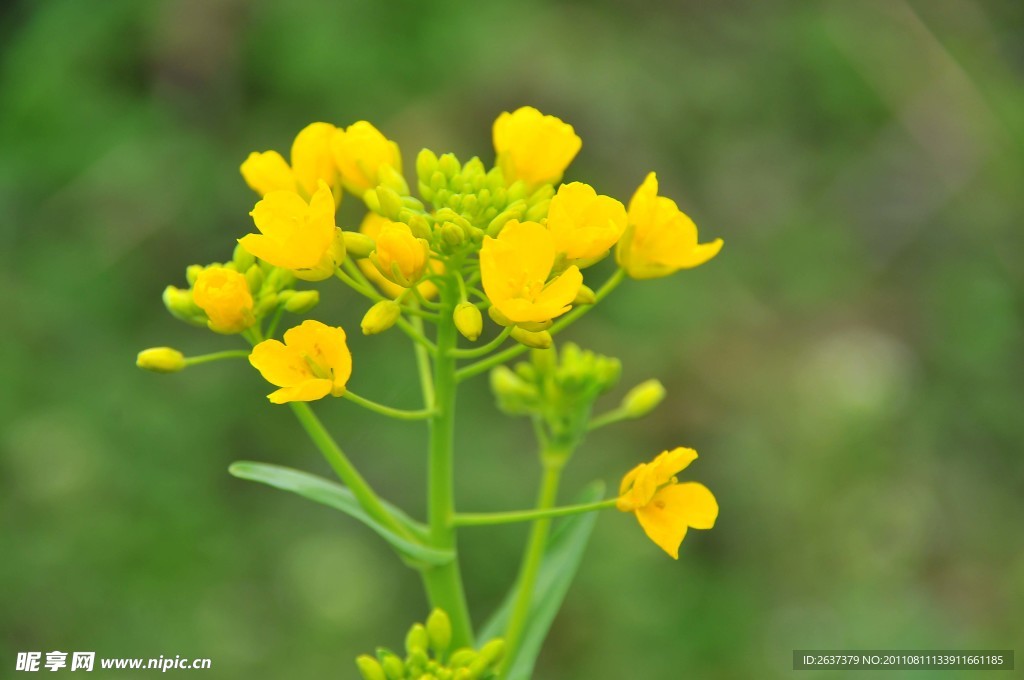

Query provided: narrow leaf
[478,481,605,679]
[229,461,451,566]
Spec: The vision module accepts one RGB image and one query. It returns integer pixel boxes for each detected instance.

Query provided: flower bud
[162,285,204,325]
[477,639,505,668]
[361,300,401,335]
[232,242,256,271]
[426,608,452,656]
[441,222,464,247]
[416,148,439,183]
[438,153,460,179]
[572,284,596,305]
[136,347,186,373]
[377,164,409,196]
[283,290,320,314]
[378,651,404,680]
[343,231,376,259]
[244,263,265,294]
[621,379,666,417]
[375,185,404,220]
[355,655,387,680]
[405,623,429,656]
[511,326,552,349]
[447,648,477,669]
[453,302,482,341]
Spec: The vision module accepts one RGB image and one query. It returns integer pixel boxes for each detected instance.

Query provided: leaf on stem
[477,480,604,679]
[229,461,451,566]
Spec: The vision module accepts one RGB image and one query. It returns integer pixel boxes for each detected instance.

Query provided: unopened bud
[448,648,477,669]
[245,264,265,294]
[343,231,375,259]
[416,148,439,182]
[437,153,461,179]
[136,347,186,373]
[283,290,319,314]
[441,222,464,247]
[378,651,404,680]
[405,623,429,656]
[185,264,204,285]
[621,379,666,417]
[511,326,552,349]
[377,164,410,195]
[355,655,387,680]
[573,285,596,305]
[453,302,483,341]
[425,609,452,656]
[162,285,204,325]
[375,186,404,220]
[361,300,401,335]
[406,213,432,240]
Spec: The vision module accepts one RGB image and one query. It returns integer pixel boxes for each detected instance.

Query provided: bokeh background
[2,0,1022,678]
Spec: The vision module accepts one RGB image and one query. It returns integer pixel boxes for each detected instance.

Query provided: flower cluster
[138,105,725,672]
[356,609,505,680]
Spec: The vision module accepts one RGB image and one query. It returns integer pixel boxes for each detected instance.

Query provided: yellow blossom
[240,122,339,198]
[493,106,581,187]
[192,266,254,334]
[480,220,582,324]
[371,220,430,287]
[331,121,402,196]
[546,182,627,261]
[249,320,352,404]
[616,173,723,279]
[357,213,441,299]
[239,181,345,281]
[617,447,718,559]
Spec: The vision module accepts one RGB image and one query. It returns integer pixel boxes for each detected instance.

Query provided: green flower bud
[363,188,382,213]
[447,648,477,669]
[511,326,552,349]
[453,302,483,341]
[185,264,204,285]
[253,292,278,317]
[477,639,505,668]
[621,379,666,417]
[441,222,464,247]
[283,290,319,314]
[376,186,404,220]
[245,263,265,294]
[438,153,461,179]
[361,300,402,335]
[343,231,376,258]
[407,213,432,240]
[162,285,204,325]
[406,622,429,656]
[377,164,410,196]
[572,284,596,305]
[232,242,256,270]
[136,347,186,373]
[426,608,452,657]
[355,655,387,680]
[417,148,439,183]
[378,651,404,680]
[524,198,551,222]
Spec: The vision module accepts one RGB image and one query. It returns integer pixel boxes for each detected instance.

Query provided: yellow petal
[240,151,295,196]
[635,497,689,560]
[331,121,400,195]
[547,182,627,260]
[493,107,581,186]
[249,339,313,388]
[658,482,719,531]
[648,447,698,485]
[533,265,582,318]
[268,379,334,404]
[282,320,352,395]
[290,122,338,197]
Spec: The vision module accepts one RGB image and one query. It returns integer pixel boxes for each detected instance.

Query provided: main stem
[501,459,563,676]
[420,278,474,648]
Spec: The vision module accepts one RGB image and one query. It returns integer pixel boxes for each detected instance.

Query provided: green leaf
[228,461,452,566]
[478,481,605,679]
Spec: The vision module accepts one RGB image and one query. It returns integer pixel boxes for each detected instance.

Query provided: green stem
[456,268,626,382]
[586,408,632,431]
[395,316,438,353]
[265,305,285,339]
[449,326,512,359]
[289,402,414,541]
[410,312,435,408]
[501,461,564,676]
[420,277,474,648]
[337,262,438,320]
[453,497,617,526]
[183,349,250,366]
[343,390,435,420]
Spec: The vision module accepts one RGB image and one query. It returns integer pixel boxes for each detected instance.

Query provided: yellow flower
[249,320,352,404]
[480,219,582,324]
[241,122,339,198]
[546,182,627,261]
[616,173,723,279]
[239,181,345,281]
[331,121,402,196]
[371,220,430,287]
[493,106,581,187]
[357,213,441,299]
[191,266,254,334]
[617,447,718,559]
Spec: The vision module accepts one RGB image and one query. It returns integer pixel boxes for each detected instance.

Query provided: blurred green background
[2,0,1022,677]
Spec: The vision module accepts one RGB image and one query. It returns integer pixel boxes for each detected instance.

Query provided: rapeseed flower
[493,106,581,187]
[249,320,352,404]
